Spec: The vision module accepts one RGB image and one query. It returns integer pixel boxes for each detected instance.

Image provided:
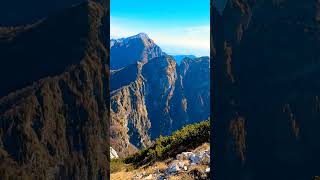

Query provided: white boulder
[205,167,210,173]
[183,166,188,171]
[110,147,119,159]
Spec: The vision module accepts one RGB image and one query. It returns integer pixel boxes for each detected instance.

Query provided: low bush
[125,120,210,167]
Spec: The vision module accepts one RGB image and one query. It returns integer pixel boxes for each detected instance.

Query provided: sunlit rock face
[110,54,210,157]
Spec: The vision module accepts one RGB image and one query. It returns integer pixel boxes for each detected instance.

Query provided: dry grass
[110,171,135,180]
[110,161,168,179]
[142,162,168,175]
[193,143,210,153]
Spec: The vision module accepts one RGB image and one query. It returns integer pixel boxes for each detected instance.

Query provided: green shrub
[125,120,210,167]
[110,159,126,173]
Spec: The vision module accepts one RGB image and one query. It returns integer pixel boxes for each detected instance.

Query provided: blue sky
[111,0,210,57]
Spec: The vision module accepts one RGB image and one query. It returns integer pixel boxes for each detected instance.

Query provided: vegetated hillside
[110,33,166,69]
[0,1,109,179]
[212,0,320,179]
[125,120,210,167]
[110,54,210,157]
[111,120,210,180]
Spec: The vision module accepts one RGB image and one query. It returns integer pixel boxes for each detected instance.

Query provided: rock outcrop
[0,1,109,179]
[110,147,119,159]
[132,144,210,180]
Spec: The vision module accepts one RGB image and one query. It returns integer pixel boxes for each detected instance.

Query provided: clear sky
[111,0,210,57]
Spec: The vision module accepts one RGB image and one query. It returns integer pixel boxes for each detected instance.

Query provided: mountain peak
[131,32,149,39]
[126,33,154,47]
[110,33,165,70]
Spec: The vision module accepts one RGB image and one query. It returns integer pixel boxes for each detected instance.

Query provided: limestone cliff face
[110,55,210,157]
[179,57,210,123]
[142,56,178,139]
[110,63,151,157]
[0,1,109,179]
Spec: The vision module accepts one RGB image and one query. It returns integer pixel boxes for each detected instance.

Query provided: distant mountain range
[110,34,210,157]
[173,55,197,65]
[110,34,201,68]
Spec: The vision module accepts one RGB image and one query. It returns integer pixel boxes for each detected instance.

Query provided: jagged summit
[110,33,165,70]
[111,33,151,45]
[117,33,155,47]
[129,32,150,40]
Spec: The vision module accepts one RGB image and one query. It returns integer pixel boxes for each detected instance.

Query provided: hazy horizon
[111,32,210,57]
[111,0,210,57]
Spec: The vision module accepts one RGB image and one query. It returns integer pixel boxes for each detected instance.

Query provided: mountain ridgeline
[110,34,210,157]
[212,0,320,179]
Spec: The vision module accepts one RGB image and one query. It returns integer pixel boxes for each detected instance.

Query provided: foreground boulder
[110,147,119,159]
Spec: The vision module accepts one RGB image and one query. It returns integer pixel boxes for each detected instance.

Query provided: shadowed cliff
[0,0,110,179]
[212,0,320,179]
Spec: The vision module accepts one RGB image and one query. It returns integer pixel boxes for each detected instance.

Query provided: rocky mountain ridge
[110,34,209,157]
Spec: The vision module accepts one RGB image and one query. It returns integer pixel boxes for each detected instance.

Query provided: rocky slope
[130,144,210,180]
[111,120,210,180]
[111,144,210,180]
[212,0,320,179]
[0,1,109,179]
[110,42,210,157]
[110,33,166,70]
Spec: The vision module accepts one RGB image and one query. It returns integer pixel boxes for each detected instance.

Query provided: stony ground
[111,143,210,180]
